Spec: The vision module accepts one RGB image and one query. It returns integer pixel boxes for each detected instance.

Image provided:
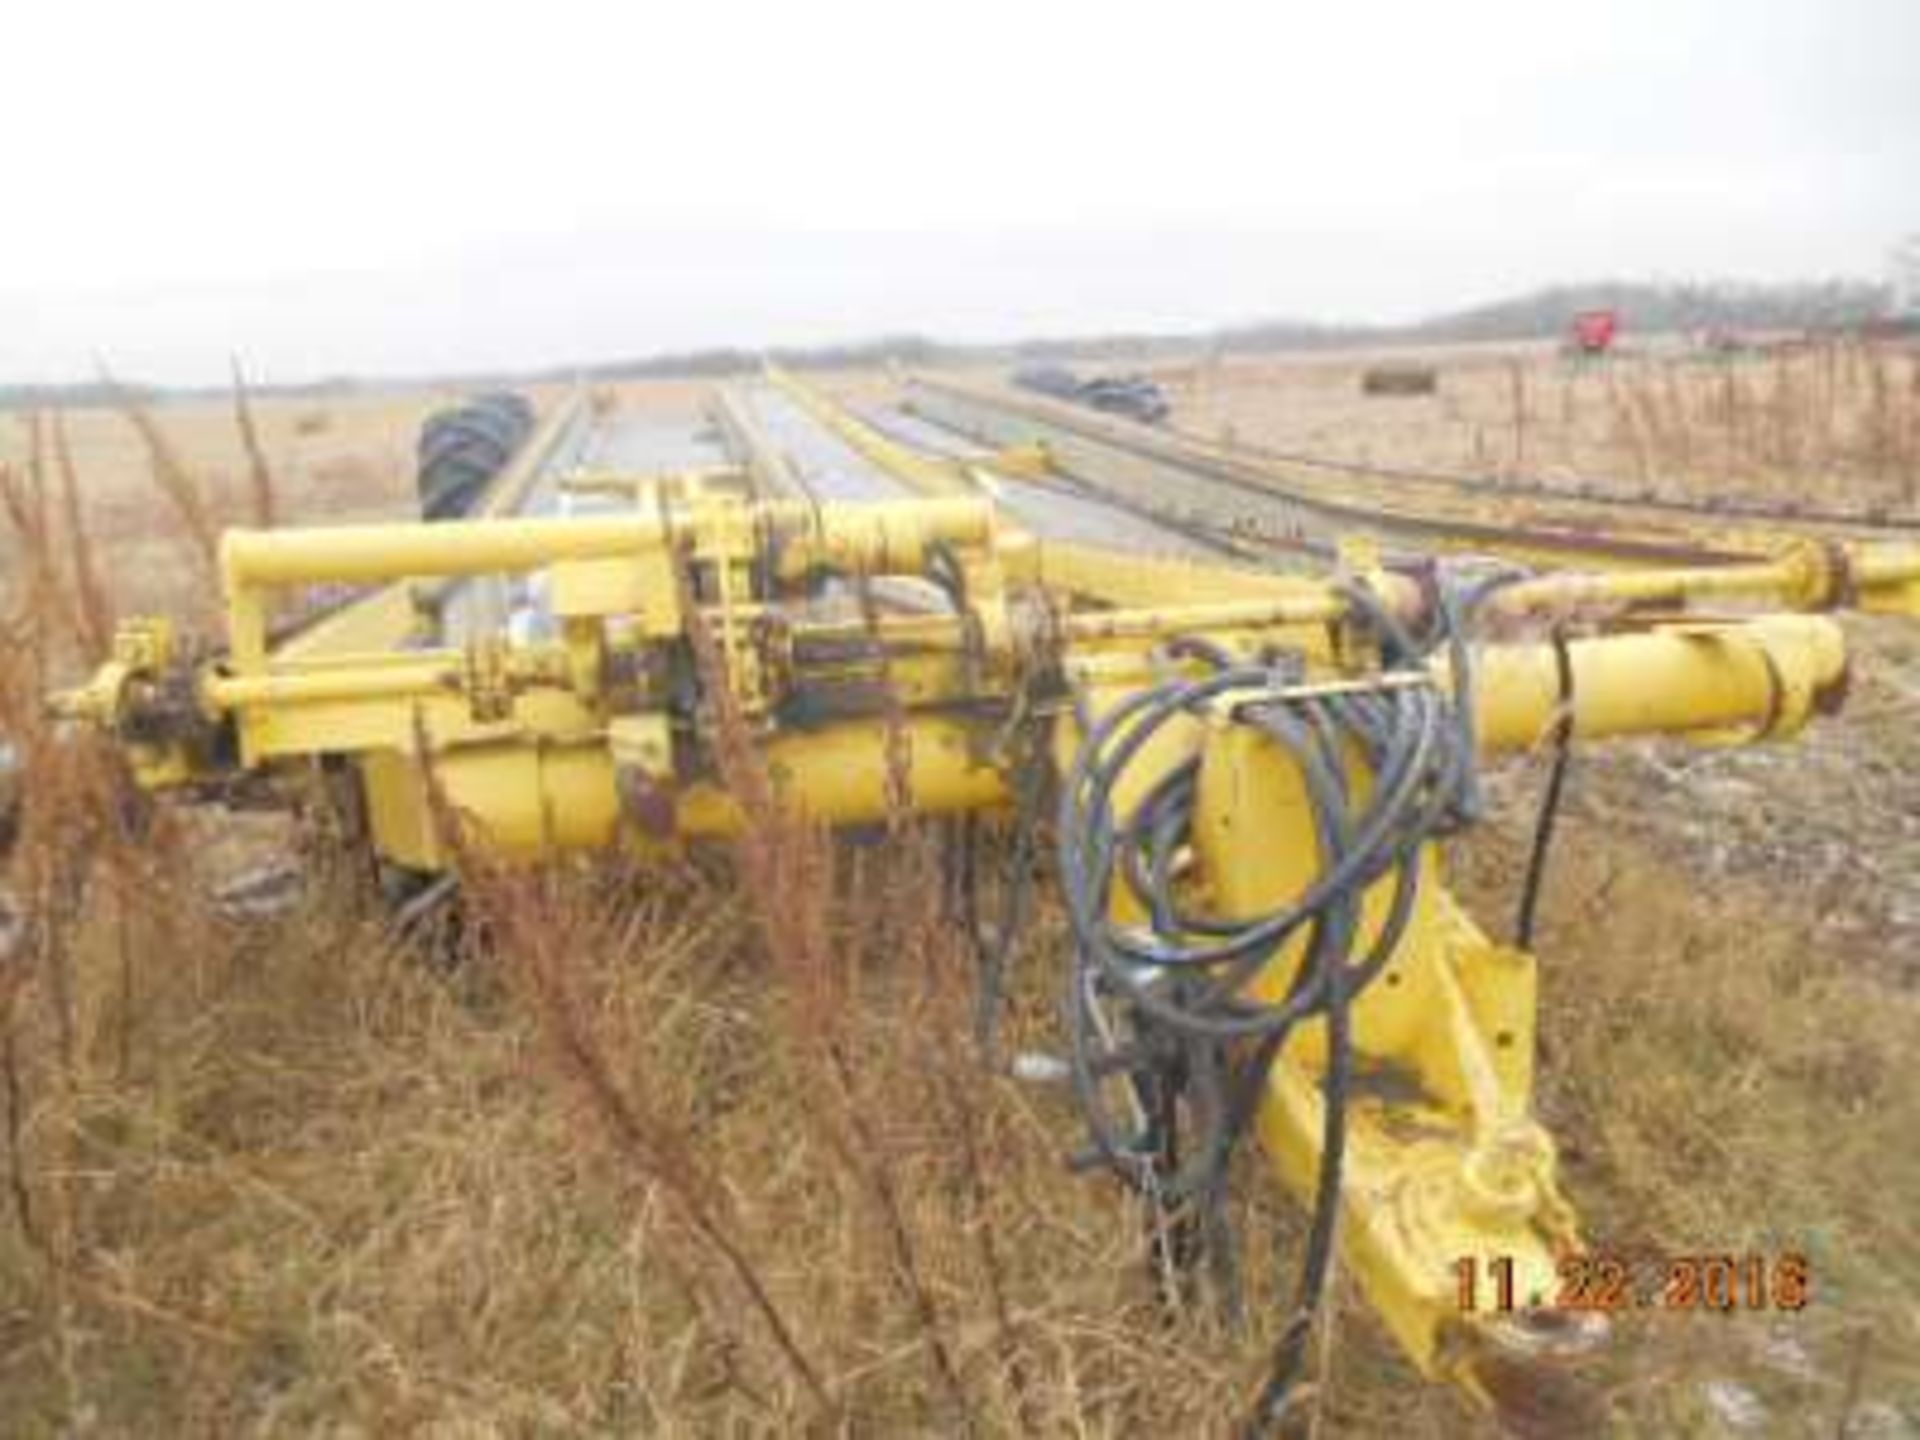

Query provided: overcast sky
[2,0,1914,386]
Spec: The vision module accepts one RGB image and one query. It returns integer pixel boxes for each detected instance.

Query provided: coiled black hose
[1056,581,1483,1432]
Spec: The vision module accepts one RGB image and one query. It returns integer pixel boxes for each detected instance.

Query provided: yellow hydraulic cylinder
[1487,543,1920,618]
[363,716,1006,868]
[1466,616,1845,747]
[776,496,998,577]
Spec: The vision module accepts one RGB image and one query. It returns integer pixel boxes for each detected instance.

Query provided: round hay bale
[1360,363,1438,397]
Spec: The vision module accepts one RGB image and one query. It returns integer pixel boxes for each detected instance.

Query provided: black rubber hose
[1514,627,1576,950]
[1055,590,1485,1430]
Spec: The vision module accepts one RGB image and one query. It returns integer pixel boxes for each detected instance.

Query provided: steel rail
[903,375,1903,569]
[708,385,815,503]
[1167,416,1920,536]
[765,365,971,497]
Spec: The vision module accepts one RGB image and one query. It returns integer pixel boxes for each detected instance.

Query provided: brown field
[1156,340,1920,516]
[2,351,1918,1437]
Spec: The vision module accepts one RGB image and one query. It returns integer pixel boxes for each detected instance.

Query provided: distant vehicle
[1012,365,1170,424]
[1568,308,1620,356]
[1078,375,1171,423]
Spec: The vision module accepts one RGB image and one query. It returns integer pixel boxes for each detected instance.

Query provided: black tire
[418,403,520,469]
[415,393,536,520]
[473,391,535,429]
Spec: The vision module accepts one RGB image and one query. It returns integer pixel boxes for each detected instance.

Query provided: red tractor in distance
[1569,307,1620,356]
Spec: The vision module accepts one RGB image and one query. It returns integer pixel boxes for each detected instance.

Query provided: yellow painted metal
[49,467,1891,1420]
[360,748,443,870]
[226,497,1000,593]
[1041,611,1840,1396]
[270,584,426,665]
[202,645,572,711]
[1491,540,1920,619]
[984,440,1054,480]
[1846,543,1920,614]
[64,477,1854,788]
[158,608,1846,786]
[1062,594,1349,639]
[1467,616,1846,747]
[678,717,1007,833]
[361,715,1007,869]
[1047,673,1569,1393]
[781,495,999,575]
[560,467,749,504]
[1034,540,1327,607]
[225,513,671,587]
[362,740,622,869]
[1188,714,1575,1386]
[214,493,1008,735]
[273,390,590,664]
[48,618,202,788]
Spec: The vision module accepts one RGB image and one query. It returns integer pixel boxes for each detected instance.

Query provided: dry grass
[0,384,525,620]
[1452,800,1920,1432]
[229,360,281,532]
[1163,338,1920,516]
[2,368,1918,1436]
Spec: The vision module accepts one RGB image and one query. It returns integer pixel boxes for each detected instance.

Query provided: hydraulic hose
[1055,580,1483,1432]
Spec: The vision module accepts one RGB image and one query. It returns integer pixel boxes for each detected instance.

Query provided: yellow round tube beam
[223,515,668,588]
[364,717,1010,866]
[778,496,997,576]
[223,498,999,592]
[1467,616,1845,749]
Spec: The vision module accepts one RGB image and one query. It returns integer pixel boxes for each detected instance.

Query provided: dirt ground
[2,354,1917,1436]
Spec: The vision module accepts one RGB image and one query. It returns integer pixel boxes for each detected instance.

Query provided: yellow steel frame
[46,461,1909,1421]
[1065,682,1571,1393]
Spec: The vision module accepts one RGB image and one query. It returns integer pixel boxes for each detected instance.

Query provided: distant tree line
[1,278,1897,408]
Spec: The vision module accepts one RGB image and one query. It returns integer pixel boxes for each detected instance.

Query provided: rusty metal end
[617,768,680,840]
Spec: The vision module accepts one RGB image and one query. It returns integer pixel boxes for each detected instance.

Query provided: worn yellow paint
[48,472,1891,1416]
[1191,713,1568,1386]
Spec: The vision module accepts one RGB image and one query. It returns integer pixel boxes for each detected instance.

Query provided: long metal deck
[493,374,1920,596]
[898,373,1916,570]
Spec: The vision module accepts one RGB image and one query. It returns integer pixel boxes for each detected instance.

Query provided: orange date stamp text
[1455,1252,1812,1315]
